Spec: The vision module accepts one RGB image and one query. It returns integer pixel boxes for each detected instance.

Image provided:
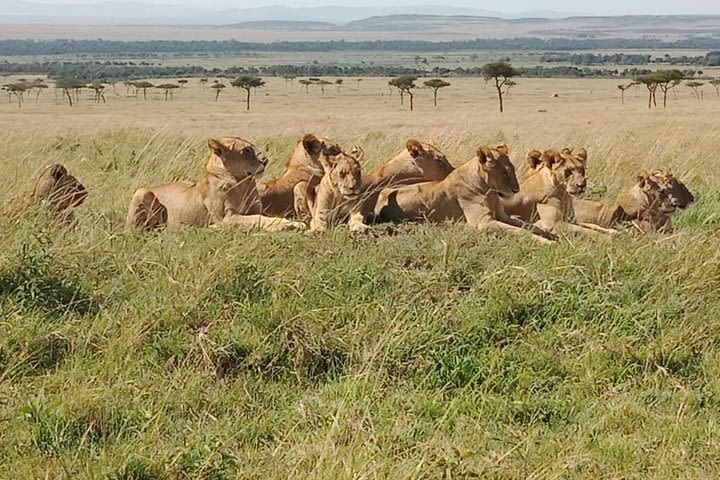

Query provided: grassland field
[2,73,720,479]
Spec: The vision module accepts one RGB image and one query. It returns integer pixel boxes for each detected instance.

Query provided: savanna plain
[2,74,720,479]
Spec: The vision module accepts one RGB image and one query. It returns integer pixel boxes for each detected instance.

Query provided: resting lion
[256,134,343,217]
[358,139,454,212]
[126,137,305,232]
[651,169,694,210]
[30,163,88,221]
[373,145,555,243]
[501,147,614,235]
[574,171,677,232]
[302,146,368,233]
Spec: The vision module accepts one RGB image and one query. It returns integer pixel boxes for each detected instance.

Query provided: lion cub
[374,145,555,243]
[300,146,369,233]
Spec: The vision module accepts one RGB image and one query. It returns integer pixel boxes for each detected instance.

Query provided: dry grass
[1,75,720,479]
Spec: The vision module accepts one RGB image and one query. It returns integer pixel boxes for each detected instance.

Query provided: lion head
[206,137,268,179]
[321,148,363,199]
[543,148,587,196]
[478,144,519,199]
[637,171,676,215]
[31,163,88,212]
[405,139,454,181]
[650,170,694,209]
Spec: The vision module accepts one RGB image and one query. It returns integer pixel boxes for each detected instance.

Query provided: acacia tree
[634,74,659,109]
[230,76,265,110]
[423,79,450,107]
[335,78,343,93]
[283,75,296,85]
[356,78,363,90]
[211,83,225,101]
[654,70,684,108]
[88,82,106,103]
[55,78,86,106]
[617,82,636,104]
[481,62,519,113]
[3,82,27,108]
[686,81,704,100]
[31,81,48,103]
[389,76,417,111]
[299,79,313,93]
[710,78,720,97]
[132,81,154,100]
[199,78,208,91]
[318,80,333,95]
[156,83,179,101]
[177,79,188,89]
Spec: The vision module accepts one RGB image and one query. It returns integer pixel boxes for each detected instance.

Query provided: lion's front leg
[348,210,370,233]
[219,213,306,232]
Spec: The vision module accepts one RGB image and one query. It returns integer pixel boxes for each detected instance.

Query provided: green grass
[2,205,719,478]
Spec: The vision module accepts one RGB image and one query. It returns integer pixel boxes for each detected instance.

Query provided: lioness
[30,163,88,221]
[501,148,613,234]
[574,171,676,232]
[358,139,454,211]
[304,147,368,233]
[256,134,343,217]
[374,145,555,243]
[126,137,305,232]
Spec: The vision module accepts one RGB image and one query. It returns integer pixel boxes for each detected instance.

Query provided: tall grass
[1,77,720,478]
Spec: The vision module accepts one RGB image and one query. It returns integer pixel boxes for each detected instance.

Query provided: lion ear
[348,146,364,162]
[495,144,508,155]
[574,147,587,164]
[478,146,496,170]
[542,149,561,168]
[527,150,543,169]
[208,138,226,157]
[302,134,322,155]
[319,154,338,174]
[406,139,426,158]
[50,164,68,181]
[636,171,651,188]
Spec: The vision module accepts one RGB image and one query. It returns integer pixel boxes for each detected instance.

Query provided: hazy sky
[10,0,720,15]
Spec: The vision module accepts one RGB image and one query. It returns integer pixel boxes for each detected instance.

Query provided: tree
[423,79,450,107]
[283,75,296,85]
[211,82,225,101]
[199,78,208,91]
[356,78,363,90]
[634,74,659,109]
[317,80,333,95]
[335,78,343,92]
[617,82,635,105]
[132,81,154,100]
[177,79,188,89]
[686,81,704,100]
[156,83,179,101]
[88,81,106,103]
[710,78,720,97]
[3,82,27,108]
[389,76,417,111]
[230,76,265,110]
[30,81,48,103]
[480,62,520,113]
[54,78,86,106]
[654,70,684,108]
[299,79,313,93]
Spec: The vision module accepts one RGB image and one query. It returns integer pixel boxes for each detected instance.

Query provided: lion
[373,145,556,243]
[358,139,454,210]
[126,137,305,232]
[574,171,676,232]
[256,134,343,217]
[30,163,88,221]
[301,147,368,233]
[501,147,614,234]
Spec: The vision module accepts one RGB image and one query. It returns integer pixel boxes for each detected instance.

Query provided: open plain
[2,72,720,478]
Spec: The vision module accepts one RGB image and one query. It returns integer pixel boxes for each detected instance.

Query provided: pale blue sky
[14,0,720,15]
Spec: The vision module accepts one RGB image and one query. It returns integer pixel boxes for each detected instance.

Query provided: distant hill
[225,21,335,31]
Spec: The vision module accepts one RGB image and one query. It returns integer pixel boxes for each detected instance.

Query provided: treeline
[4,37,720,55]
[1,60,703,82]
[539,51,720,66]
